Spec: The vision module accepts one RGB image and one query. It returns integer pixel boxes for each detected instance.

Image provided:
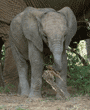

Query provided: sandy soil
[0,87,90,110]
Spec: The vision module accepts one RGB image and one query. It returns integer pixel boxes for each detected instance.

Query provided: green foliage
[1,45,5,61]
[67,41,90,96]
[85,19,90,30]
[0,105,5,109]
[0,87,4,93]
[44,54,53,66]
[85,19,88,22]
[67,64,90,95]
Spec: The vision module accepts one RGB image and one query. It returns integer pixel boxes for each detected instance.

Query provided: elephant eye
[42,33,48,45]
[43,32,48,39]
[64,35,66,40]
[44,34,47,39]
[43,31,47,37]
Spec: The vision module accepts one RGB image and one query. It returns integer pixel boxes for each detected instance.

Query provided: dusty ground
[0,87,90,110]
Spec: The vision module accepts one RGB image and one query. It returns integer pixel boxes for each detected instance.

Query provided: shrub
[67,41,90,96]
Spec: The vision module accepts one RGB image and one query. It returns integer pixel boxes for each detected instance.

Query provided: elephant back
[0,0,27,24]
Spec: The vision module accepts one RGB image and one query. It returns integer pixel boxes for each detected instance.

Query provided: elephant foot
[18,83,30,96]
[56,90,70,100]
[29,97,42,102]
[21,93,29,97]
[29,91,42,98]
[20,90,29,97]
[29,93,42,101]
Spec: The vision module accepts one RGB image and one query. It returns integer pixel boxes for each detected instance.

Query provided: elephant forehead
[42,12,67,36]
[42,11,67,24]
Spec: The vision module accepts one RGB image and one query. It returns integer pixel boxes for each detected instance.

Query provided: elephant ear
[58,7,77,49]
[22,11,43,52]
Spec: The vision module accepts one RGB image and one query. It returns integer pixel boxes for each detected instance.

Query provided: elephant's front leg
[28,41,44,98]
[10,44,30,96]
[56,50,70,99]
[17,62,30,96]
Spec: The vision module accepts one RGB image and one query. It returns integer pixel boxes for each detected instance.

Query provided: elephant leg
[56,50,70,99]
[28,41,43,98]
[10,44,29,96]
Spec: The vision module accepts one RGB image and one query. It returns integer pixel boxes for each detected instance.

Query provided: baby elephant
[9,6,77,99]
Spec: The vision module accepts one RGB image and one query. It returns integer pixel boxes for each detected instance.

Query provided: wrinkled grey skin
[9,7,77,99]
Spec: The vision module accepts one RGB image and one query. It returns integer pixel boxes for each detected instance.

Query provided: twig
[67,48,89,66]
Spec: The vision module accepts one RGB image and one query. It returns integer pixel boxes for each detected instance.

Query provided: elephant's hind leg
[10,44,30,96]
[28,41,44,99]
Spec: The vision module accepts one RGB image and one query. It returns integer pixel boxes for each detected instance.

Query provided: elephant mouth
[52,63,62,72]
[53,58,62,72]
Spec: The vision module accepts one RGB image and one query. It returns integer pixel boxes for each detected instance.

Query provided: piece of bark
[46,65,65,82]
[42,67,66,99]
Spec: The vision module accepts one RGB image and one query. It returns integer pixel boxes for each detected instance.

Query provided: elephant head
[22,7,77,72]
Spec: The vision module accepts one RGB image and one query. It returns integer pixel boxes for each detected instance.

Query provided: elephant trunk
[52,45,63,72]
